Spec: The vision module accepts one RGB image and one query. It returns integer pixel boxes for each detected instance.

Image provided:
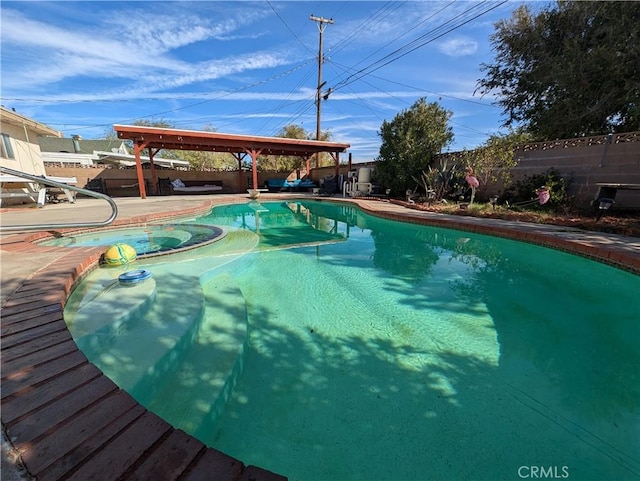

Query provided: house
[0,106,67,206]
[1,106,62,176]
[39,135,191,170]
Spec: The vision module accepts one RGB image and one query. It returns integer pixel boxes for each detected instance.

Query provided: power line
[266,1,313,55]
[331,1,453,74]
[330,0,508,93]
[327,2,405,57]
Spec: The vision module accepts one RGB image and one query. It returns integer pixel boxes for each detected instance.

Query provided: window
[1,133,15,159]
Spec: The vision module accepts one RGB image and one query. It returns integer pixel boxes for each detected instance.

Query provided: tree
[461,130,532,200]
[375,98,453,196]
[262,124,311,172]
[176,124,238,171]
[259,124,332,172]
[476,1,640,140]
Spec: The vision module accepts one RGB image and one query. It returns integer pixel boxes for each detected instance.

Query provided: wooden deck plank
[1,349,87,398]
[1,338,78,379]
[65,411,172,481]
[1,329,73,363]
[6,375,117,443]
[181,449,244,481]
[2,291,65,309]
[0,311,64,337]
[0,319,67,350]
[1,362,101,424]
[6,280,59,295]
[0,303,63,325]
[22,390,140,478]
[240,466,288,481]
[126,429,205,481]
[36,402,146,481]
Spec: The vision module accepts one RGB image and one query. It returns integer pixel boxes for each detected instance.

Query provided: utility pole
[310,14,333,169]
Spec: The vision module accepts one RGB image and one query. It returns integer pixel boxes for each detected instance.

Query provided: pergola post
[246,148,262,190]
[305,155,314,177]
[232,153,246,189]
[133,140,149,199]
[148,148,160,195]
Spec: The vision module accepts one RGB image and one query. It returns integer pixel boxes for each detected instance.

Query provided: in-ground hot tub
[39,223,226,257]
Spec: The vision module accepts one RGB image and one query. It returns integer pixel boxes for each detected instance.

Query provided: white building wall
[1,121,47,176]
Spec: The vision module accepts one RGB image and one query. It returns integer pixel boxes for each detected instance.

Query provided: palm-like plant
[413,158,461,202]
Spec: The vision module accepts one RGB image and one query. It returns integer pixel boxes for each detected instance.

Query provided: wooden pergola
[113,124,350,198]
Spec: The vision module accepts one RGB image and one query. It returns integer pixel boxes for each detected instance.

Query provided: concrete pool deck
[1,193,639,480]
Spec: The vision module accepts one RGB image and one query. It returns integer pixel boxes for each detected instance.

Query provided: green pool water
[63,200,640,481]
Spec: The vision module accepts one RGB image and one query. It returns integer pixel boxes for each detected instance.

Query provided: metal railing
[0,166,118,233]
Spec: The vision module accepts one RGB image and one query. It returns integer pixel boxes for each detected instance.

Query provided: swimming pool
[63,200,640,481]
[40,223,225,256]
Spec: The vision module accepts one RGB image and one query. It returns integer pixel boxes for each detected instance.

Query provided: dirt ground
[397,201,640,237]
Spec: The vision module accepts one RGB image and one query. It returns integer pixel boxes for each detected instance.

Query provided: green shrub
[502,168,572,212]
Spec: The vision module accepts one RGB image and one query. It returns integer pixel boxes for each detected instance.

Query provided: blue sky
[1,1,535,162]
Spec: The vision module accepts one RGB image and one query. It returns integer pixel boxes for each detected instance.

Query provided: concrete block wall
[512,132,640,207]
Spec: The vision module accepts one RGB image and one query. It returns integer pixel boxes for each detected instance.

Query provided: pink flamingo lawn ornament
[465,166,479,204]
[536,186,550,205]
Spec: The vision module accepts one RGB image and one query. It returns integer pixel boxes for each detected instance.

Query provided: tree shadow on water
[203,301,561,481]
[203,260,640,481]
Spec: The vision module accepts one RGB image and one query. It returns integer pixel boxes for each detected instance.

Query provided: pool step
[67,273,157,340]
[71,270,206,395]
[141,273,249,438]
[145,228,259,274]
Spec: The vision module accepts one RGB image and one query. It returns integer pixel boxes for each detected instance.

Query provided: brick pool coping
[1,195,639,481]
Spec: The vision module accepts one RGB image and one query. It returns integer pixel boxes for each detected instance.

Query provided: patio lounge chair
[283,178,316,192]
[159,177,223,195]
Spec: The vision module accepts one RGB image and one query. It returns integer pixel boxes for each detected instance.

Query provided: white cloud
[0,7,292,93]
[437,37,478,57]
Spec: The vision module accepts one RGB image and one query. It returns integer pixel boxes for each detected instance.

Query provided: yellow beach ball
[103,243,137,266]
